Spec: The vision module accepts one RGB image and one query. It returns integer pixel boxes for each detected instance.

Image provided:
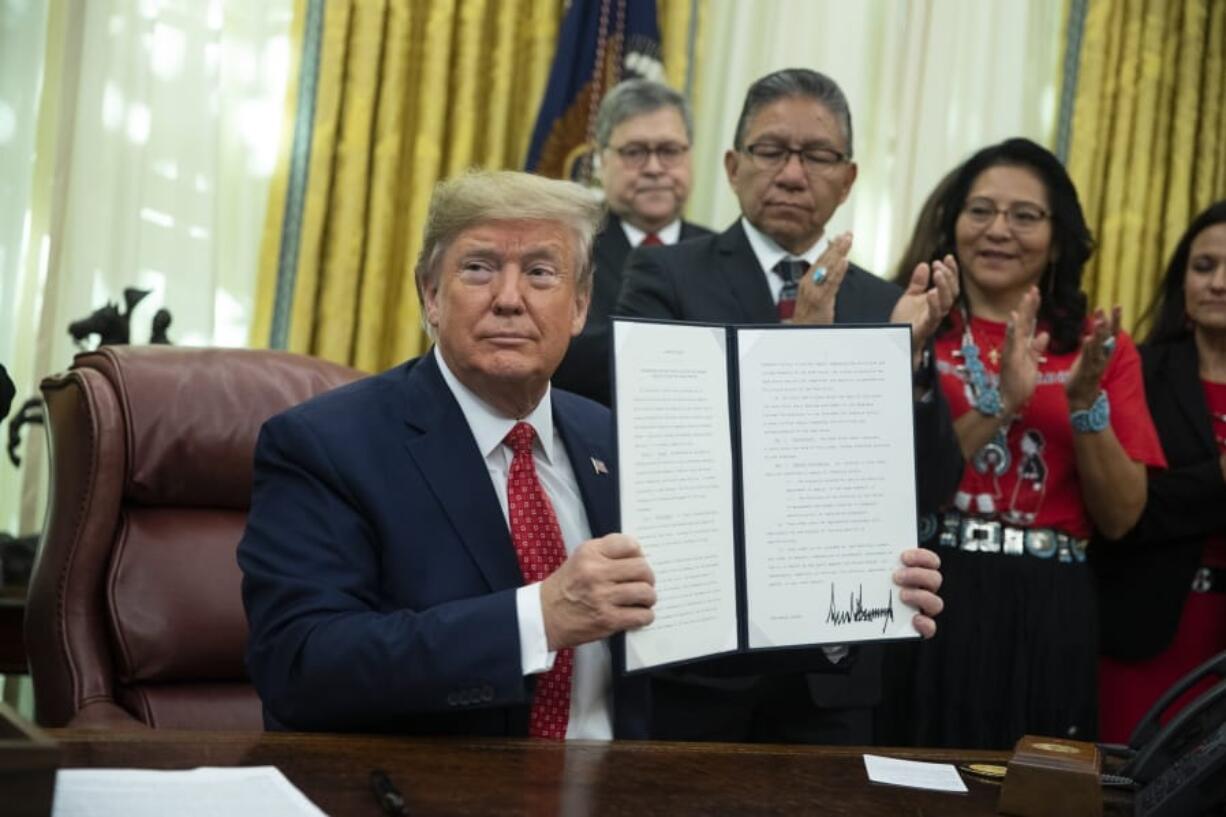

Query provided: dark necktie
[774,259,808,320]
[504,422,572,739]
[640,232,663,247]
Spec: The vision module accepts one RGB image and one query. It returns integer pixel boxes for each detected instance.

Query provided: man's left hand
[792,232,852,325]
[1065,305,1121,411]
[893,547,943,638]
[891,255,959,370]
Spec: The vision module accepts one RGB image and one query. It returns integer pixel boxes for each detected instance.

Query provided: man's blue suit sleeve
[238,409,528,732]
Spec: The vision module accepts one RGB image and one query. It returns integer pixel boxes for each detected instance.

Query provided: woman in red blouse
[890,139,1166,749]
[1096,200,1226,744]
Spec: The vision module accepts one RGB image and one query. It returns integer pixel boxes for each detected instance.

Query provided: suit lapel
[553,401,617,536]
[679,220,706,241]
[1164,340,1217,457]
[715,222,778,323]
[399,354,523,592]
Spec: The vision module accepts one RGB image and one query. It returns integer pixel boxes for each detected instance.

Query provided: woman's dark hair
[933,138,1093,354]
[1139,200,1226,345]
[892,165,961,286]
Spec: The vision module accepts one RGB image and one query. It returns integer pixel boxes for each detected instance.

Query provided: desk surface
[48,729,1134,816]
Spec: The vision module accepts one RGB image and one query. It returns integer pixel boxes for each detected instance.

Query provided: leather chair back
[26,346,363,729]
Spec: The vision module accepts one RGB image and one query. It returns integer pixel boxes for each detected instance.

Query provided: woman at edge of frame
[1094,200,1226,745]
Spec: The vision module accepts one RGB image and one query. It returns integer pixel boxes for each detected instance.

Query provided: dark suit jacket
[238,352,649,737]
[553,215,713,405]
[616,219,963,709]
[1093,338,1223,661]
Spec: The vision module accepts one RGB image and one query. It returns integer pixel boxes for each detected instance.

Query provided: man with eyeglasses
[552,79,712,406]
[617,67,964,746]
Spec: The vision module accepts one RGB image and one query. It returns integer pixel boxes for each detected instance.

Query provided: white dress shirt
[620,217,682,247]
[741,216,829,304]
[434,348,613,739]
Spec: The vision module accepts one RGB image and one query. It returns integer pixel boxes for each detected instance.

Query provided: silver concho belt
[921,512,1088,564]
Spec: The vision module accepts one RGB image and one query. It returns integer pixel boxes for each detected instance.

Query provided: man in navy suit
[617,68,962,745]
[239,169,945,740]
[238,171,660,738]
[553,80,712,405]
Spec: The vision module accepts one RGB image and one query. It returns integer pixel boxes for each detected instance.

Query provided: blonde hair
[415,170,605,310]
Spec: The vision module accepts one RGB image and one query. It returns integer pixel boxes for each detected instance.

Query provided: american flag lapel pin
[590,456,609,475]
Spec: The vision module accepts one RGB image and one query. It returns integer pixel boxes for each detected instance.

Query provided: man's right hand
[540,534,656,651]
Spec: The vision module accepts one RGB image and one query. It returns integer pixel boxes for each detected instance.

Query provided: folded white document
[53,766,327,817]
[863,753,969,793]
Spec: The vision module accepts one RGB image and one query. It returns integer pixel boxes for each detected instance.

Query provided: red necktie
[640,232,663,247]
[774,259,806,320]
[505,421,573,739]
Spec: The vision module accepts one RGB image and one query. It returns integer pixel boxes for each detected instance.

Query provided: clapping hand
[1065,306,1121,410]
[891,255,960,369]
[792,232,852,325]
[998,286,1050,415]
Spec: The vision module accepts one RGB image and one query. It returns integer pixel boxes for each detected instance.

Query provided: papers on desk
[863,754,968,793]
[52,766,327,817]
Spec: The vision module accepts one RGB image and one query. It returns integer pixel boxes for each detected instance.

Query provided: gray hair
[595,79,693,148]
[732,68,854,157]
[414,170,605,326]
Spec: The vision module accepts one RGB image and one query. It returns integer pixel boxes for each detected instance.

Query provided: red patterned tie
[505,421,573,739]
[775,259,806,320]
[640,232,663,246]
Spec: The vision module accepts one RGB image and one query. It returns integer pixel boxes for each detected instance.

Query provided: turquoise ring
[812,266,827,284]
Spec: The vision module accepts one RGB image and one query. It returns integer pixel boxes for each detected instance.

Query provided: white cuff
[516,582,556,676]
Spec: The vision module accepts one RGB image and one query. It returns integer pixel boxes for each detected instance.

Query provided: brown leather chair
[25,346,363,729]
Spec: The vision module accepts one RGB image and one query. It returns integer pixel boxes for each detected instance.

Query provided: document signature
[825,583,895,633]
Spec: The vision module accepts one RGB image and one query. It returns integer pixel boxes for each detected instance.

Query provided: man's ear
[724,149,740,185]
[836,161,859,206]
[571,288,591,336]
[424,278,442,328]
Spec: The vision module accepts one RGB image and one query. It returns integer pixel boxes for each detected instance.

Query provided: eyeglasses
[961,198,1050,232]
[608,142,690,169]
[742,142,849,174]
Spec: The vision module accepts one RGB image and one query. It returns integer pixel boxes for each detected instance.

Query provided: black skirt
[877,544,1099,750]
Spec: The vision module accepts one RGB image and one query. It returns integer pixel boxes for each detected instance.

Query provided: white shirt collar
[740,216,829,275]
[620,217,682,248]
[433,346,557,465]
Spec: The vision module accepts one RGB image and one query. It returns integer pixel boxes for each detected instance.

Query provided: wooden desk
[48,730,1133,816]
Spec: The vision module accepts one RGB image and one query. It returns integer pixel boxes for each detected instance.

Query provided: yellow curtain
[254,0,704,372]
[658,0,701,94]
[1067,0,1226,333]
